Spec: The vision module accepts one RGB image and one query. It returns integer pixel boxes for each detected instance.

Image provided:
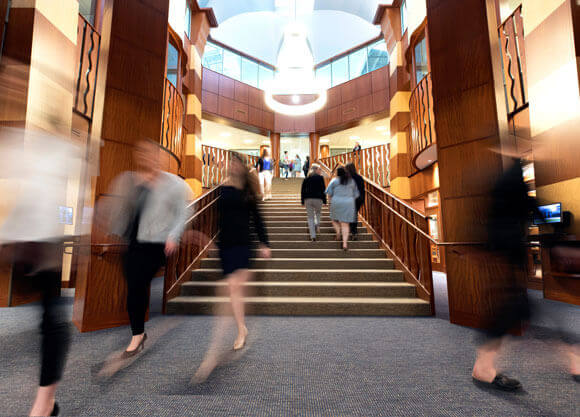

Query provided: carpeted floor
[0,277,578,417]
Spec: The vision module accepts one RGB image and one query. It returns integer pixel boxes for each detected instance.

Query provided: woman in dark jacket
[345,163,365,240]
[194,153,271,382]
[303,156,310,178]
[301,164,327,241]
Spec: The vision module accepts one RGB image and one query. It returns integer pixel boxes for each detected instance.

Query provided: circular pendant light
[263,22,327,116]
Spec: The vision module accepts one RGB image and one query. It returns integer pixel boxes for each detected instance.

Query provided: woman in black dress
[194,153,270,382]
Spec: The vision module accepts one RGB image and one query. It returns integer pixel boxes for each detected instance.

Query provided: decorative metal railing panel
[498,6,528,116]
[319,144,390,188]
[161,79,185,160]
[409,72,436,168]
[74,14,101,120]
[201,145,258,189]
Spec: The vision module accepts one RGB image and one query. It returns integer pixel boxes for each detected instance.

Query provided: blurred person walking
[256,148,274,201]
[325,166,359,251]
[281,151,290,179]
[345,163,364,241]
[0,127,82,416]
[303,156,310,178]
[471,157,579,391]
[106,140,191,357]
[301,164,326,241]
[194,152,270,382]
[292,154,302,178]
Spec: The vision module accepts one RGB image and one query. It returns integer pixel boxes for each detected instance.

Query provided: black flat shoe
[473,374,522,391]
[121,333,147,359]
[51,402,59,416]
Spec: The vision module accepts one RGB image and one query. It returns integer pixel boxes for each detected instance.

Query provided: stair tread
[202,257,392,261]
[183,281,414,287]
[169,296,429,304]
[194,268,401,273]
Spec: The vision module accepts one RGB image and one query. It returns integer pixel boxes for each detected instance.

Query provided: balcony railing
[161,79,185,162]
[498,5,528,116]
[409,72,436,170]
[318,144,390,188]
[74,14,101,120]
[202,145,259,189]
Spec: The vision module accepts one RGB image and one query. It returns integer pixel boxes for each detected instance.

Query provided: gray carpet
[1,278,578,417]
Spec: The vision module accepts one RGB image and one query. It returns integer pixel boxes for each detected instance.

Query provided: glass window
[414,37,428,83]
[241,58,259,87]
[401,0,408,34]
[349,48,368,79]
[331,56,349,86]
[316,64,332,89]
[258,65,274,89]
[79,0,97,25]
[185,2,192,39]
[367,40,389,72]
[202,42,223,73]
[166,42,179,87]
[222,50,241,80]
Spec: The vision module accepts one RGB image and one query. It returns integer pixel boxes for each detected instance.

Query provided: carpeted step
[191,269,405,282]
[166,296,431,316]
[264,221,362,227]
[199,258,395,270]
[207,248,386,259]
[267,240,380,249]
[265,233,374,241]
[263,226,365,233]
[180,281,417,298]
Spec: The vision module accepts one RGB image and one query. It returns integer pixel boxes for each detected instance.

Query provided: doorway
[280,135,309,178]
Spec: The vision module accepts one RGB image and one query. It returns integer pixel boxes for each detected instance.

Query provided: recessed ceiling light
[220,132,232,137]
[376,126,387,131]
[291,95,300,104]
[350,135,360,140]
[243,139,254,144]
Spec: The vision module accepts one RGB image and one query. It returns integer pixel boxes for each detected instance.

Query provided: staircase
[167,178,431,316]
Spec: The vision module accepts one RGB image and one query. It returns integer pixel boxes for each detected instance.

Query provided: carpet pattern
[0,280,578,417]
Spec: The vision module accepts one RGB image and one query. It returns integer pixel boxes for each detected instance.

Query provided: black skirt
[219,245,251,276]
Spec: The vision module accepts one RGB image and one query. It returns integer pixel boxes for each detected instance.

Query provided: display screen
[534,203,562,225]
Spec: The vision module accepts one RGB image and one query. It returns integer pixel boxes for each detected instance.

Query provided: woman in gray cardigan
[107,140,192,357]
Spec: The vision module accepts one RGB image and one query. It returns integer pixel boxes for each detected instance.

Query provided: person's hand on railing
[165,238,179,256]
[259,244,271,259]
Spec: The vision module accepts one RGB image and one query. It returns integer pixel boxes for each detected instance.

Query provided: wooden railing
[318,144,390,188]
[498,6,528,116]
[74,14,101,120]
[409,72,436,167]
[161,79,185,160]
[163,185,220,310]
[202,145,258,189]
[318,161,434,312]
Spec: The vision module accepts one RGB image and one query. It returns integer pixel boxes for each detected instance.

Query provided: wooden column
[378,6,412,199]
[183,6,216,197]
[309,132,320,162]
[525,0,580,304]
[270,132,280,177]
[72,0,171,332]
[427,0,514,328]
[0,0,80,306]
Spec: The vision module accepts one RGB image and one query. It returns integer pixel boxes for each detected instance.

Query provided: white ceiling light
[263,22,327,116]
[220,132,232,137]
[350,135,360,140]
[243,139,255,144]
[320,138,329,143]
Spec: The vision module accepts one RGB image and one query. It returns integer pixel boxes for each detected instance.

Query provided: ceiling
[202,117,391,150]
[198,0,391,65]
[320,117,391,148]
[202,119,270,150]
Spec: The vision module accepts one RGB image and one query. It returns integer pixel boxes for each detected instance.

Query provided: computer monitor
[534,203,562,225]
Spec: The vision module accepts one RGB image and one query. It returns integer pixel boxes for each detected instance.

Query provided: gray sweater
[109,171,192,244]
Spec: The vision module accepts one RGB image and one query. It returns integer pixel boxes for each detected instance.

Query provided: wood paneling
[202,67,219,93]
[234,81,249,103]
[372,89,389,113]
[327,106,340,126]
[355,73,373,98]
[218,75,234,99]
[341,80,357,103]
[233,101,248,123]
[202,90,218,113]
[218,96,234,119]
[428,0,514,328]
[248,87,263,109]
[371,66,388,91]
[248,106,262,126]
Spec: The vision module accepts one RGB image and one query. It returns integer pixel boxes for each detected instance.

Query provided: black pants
[350,200,363,235]
[122,243,165,335]
[12,242,71,387]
